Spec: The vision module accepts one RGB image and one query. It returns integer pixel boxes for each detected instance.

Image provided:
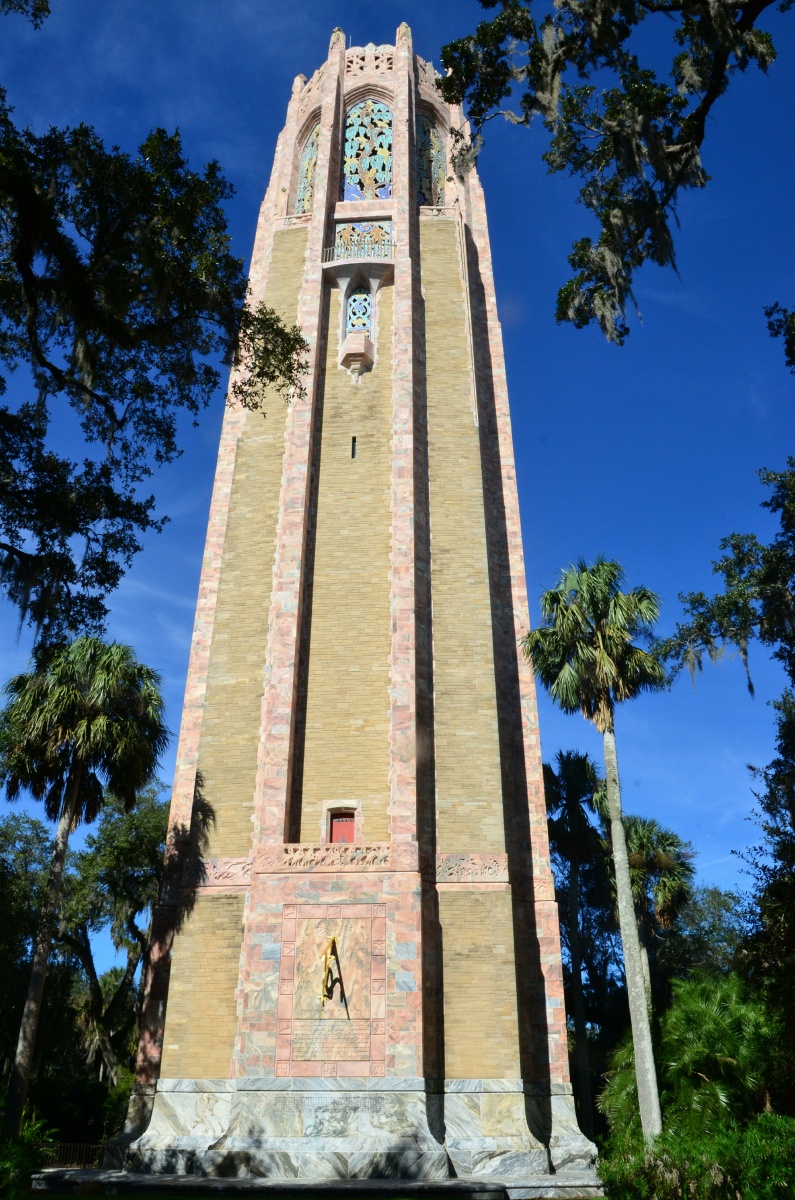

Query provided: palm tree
[0,636,169,1135]
[622,815,695,1005]
[599,973,779,1137]
[544,750,604,1138]
[523,557,667,1141]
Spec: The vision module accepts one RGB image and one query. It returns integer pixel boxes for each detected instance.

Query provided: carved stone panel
[435,853,509,883]
[277,904,381,1075]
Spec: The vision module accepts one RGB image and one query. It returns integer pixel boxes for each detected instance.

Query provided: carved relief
[435,853,509,883]
[345,43,394,75]
[257,843,391,872]
[299,66,324,111]
[416,57,440,89]
[182,857,252,887]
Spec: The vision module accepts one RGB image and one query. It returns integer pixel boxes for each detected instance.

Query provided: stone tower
[127,24,598,1196]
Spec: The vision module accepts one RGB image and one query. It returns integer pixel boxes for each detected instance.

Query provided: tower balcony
[322,240,395,263]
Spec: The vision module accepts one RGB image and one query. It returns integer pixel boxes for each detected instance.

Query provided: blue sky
[1,1,793,965]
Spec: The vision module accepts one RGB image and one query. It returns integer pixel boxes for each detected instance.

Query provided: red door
[330,813,355,843]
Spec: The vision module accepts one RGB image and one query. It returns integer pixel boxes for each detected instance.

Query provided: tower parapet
[125,24,600,1197]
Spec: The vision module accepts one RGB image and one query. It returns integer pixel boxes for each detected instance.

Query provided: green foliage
[599,1114,795,1200]
[740,692,795,1109]
[0,814,54,1067]
[0,794,166,1138]
[623,817,695,935]
[600,974,780,1137]
[0,636,169,824]
[765,302,795,372]
[0,2,307,641]
[58,789,169,1084]
[657,885,748,979]
[545,750,605,864]
[0,1111,56,1200]
[0,400,162,642]
[0,0,52,24]
[523,556,666,733]
[659,459,795,691]
[439,0,788,345]
[62,786,169,951]
[658,460,795,1104]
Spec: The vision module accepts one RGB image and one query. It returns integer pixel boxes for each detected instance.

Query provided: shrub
[598,1114,795,1199]
[0,1110,57,1200]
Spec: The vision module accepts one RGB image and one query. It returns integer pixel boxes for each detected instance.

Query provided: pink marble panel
[337,1061,370,1077]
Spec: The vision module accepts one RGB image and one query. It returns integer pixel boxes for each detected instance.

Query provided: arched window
[342,99,393,201]
[417,114,445,206]
[346,287,372,335]
[296,124,320,214]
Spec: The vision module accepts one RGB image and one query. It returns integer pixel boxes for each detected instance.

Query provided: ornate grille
[417,115,445,206]
[342,100,393,202]
[346,288,372,334]
[296,124,320,214]
[333,221,392,259]
[346,44,394,75]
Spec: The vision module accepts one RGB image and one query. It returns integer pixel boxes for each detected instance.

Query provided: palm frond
[522,557,665,733]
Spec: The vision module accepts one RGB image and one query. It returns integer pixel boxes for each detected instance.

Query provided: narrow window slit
[351,436,357,459]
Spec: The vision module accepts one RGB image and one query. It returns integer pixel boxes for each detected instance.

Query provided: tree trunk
[602,726,663,1141]
[637,915,652,1010]
[3,764,82,1136]
[567,855,595,1139]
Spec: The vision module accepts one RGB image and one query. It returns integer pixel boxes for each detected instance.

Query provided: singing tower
[127,24,598,1196]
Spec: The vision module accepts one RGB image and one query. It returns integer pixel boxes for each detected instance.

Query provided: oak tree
[1,3,306,642]
[439,0,792,352]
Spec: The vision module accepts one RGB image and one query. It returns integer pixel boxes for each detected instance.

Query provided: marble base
[124,1079,599,1195]
[127,1080,449,1181]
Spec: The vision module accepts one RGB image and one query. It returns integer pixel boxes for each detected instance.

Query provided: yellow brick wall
[421,219,505,853]
[298,285,393,842]
[160,894,244,1079]
[439,890,521,1078]
[198,228,307,857]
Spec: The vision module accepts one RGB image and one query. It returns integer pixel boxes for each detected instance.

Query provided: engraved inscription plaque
[291,1019,371,1061]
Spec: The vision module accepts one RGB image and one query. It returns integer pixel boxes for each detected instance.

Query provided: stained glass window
[296,124,320,214]
[346,287,372,334]
[416,115,445,206]
[342,100,393,201]
[334,221,392,258]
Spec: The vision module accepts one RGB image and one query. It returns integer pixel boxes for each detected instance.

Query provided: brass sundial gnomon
[319,934,350,1018]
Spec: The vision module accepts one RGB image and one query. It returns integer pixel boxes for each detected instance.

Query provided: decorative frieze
[182,857,252,888]
[256,843,392,873]
[435,853,510,883]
